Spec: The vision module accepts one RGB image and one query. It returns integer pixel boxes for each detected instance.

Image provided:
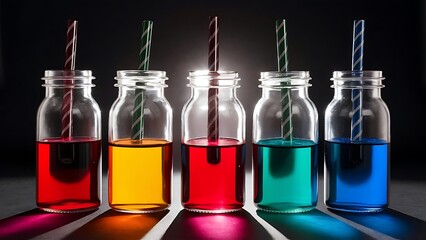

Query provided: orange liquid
[108,139,172,213]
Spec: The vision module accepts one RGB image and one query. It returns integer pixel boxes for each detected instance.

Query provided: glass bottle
[253,71,318,213]
[324,70,390,212]
[181,71,246,213]
[108,70,172,213]
[36,70,102,213]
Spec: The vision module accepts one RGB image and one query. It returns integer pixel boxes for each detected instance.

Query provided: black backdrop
[0,0,425,179]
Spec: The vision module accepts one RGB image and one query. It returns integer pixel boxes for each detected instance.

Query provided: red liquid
[182,138,245,212]
[36,138,101,212]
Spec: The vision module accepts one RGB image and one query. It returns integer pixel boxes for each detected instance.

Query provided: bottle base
[256,205,316,214]
[184,207,242,214]
[110,204,170,214]
[326,202,386,213]
[182,203,244,214]
[39,206,99,214]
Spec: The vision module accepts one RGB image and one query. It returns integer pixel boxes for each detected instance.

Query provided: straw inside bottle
[350,20,365,141]
[61,20,78,140]
[276,19,293,141]
[207,16,220,164]
[131,20,153,143]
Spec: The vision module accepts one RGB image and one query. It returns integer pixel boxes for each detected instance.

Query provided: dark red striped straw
[207,16,219,142]
[61,20,78,139]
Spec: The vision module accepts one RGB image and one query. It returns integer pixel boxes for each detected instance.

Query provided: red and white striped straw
[207,16,219,142]
[61,20,78,139]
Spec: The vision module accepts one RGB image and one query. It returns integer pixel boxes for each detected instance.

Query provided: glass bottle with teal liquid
[253,71,318,213]
[324,71,390,212]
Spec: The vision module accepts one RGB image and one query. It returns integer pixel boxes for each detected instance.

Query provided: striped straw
[351,20,365,141]
[207,16,219,142]
[276,19,293,141]
[131,20,153,141]
[61,20,78,140]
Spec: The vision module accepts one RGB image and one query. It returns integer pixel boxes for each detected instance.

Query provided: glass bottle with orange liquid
[108,70,172,213]
[36,70,102,213]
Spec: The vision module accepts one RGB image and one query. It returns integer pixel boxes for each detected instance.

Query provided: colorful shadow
[257,209,373,240]
[330,208,426,240]
[63,209,168,240]
[0,208,94,240]
[162,209,272,240]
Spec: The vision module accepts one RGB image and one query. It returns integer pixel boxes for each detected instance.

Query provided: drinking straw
[131,20,153,141]
[276,19,293,141]
[61,20,78,140]
[350,20,365,141]
[207,16,219,142]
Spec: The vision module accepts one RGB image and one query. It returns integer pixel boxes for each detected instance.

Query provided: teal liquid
[253,138,318,213]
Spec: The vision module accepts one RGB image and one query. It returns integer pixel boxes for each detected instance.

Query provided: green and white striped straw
[276,19,293,141]
[131,20,153,141]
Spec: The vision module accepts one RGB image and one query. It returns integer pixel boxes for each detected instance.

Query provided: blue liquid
[325,138,390,212]
[254,138,318,213]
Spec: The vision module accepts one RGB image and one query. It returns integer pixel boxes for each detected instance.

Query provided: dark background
[0,0,424,179]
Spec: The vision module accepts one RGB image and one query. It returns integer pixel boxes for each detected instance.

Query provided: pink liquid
[182,138,245,212]
[36,137,101,212]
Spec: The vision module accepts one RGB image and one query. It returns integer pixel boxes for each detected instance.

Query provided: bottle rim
[187,70,240,88]
[260,71,310,79]
[41,70,95,88]
[42,70,95,80]
[259,71,311,88]
[188,70,240,80]
[115,70,168,79]
[114,70,168,89]
[331,70,385,89]
[331,70,384,79]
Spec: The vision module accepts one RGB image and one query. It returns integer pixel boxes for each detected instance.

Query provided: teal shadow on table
[0,208,94,240]
[63,209,168,240]
[162,209,273,240]
[330,208,426,240]
[257,209,374,240]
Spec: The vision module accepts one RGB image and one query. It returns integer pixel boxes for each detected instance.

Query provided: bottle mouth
[42,70,95,79]
[331,70,385,89]
[259,71,311,88]
[332,70,383,79]
[114,70,168,89]
[115,70,167,79]
[41,70,95,88]
[187,70,240,88]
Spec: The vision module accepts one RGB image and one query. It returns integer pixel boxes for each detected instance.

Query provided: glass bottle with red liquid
[36,70,102,213]
[181,71,246,213]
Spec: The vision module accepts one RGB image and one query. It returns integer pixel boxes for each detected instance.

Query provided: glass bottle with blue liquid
[253,71,318,213]
[324,71,390,212]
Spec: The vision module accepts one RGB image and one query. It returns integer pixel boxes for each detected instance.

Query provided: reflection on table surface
[0,175,425,239]
[162,209,273,240]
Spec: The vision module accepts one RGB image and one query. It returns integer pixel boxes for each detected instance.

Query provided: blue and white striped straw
[351,20,365,141]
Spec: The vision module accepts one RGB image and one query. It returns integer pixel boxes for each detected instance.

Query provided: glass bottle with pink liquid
[36,70,102,213]
[181,71,246,213]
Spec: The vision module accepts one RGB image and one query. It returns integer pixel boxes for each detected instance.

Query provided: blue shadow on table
[162,209,273,240]
[257,209,374,240]
[329,208,426,240]
[0,208,94,240]
[63,209,168,240]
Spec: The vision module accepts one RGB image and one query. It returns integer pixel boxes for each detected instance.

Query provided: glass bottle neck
[119,86,165,98]
[334,87,382,99]
[262,87,309,98]
[46,86,93,98]
[191,87,237,99]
